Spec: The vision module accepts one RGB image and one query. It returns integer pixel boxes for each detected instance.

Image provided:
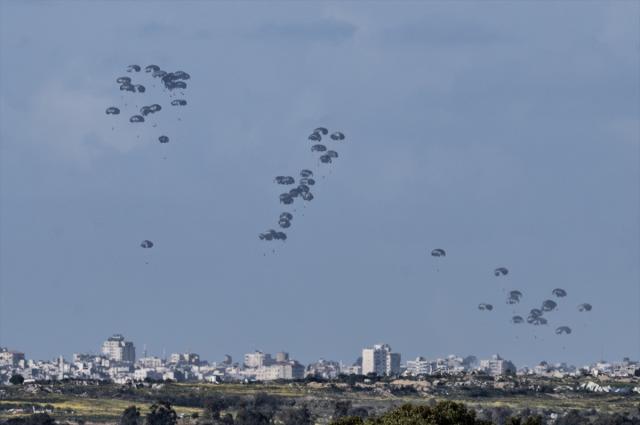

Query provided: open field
[1,381,638,423]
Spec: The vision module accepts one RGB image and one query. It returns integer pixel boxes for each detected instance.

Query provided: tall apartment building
[362,344,401,376]
[0,348,25,367]
[479,354,516,376]
[101,334,136,363]
[255,361,304,381]
[244,350,273,368]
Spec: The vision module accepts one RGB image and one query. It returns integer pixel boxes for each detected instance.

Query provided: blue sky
[0,1,638,368]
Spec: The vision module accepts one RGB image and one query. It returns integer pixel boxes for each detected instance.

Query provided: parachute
[431,249,446,257]
[149,104,162,113]
[140,240,154,248]
[279,194,294,205]
[478,303,493,311]
[127,65,141,72]
[120,84,135,92]
[301,192,314,201]
[280,212,293,221]
[145,65,160,73]
[506,290,522,304]
[311,144,327,152]
[552,288,567,298]
[275,176,295,185]
[158,135,169,144]
[578,303,592,312]
[105,107,120,115]
[314,127,328,135]
[135,84,146,93]
[330,131,345,141]
[319,154,332,164]
[529,308,543,318]
[300,169,313,178]
[494,267,509,276]
[511,315,524,324]
[129,115,144,123]
[171,99,188,106]
[326,150,339,158]
[116,77,132,84]
[555,326,572,335]
[300,178,315,186]
[541,299,558,312]
[278,219,291,229]
[173,71,191,80]
[308,132,322,142]
[152,70,167,78]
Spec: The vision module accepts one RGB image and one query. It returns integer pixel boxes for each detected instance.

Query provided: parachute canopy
[127,65,141,72]
[555,326,572,335]
[541,299,558,312]
[552,288,567,298]
[578,303,592,312]
[431,249,446,257]
[494,267,509,276]
[478,303,493,311]
[330,131,345,141]
[158,135,169,144]
[171,99,188,106]
[105,107,120,115]
[140,240,154,248]
[130,115,144,123]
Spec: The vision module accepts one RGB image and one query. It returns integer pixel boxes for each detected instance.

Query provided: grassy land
[0,382,638,423]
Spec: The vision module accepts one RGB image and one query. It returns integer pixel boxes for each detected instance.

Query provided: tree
[330,417,364,425]
[9,374,25,385]
[146,401,177,425]
[120,406,141,425]
[351,402,491,425]
[280,406,312,425]
[234,407,270,425]
[334,401,352,419]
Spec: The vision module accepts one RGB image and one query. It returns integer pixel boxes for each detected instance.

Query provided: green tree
[280,406,312,425]
[120,406,141,425]
[334,401,352,419]
[9,374,25,385]
[330,417,365,425]
[146,401,177,425]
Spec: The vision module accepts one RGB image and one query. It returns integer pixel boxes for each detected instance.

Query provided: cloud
[254,17,357,43]
[15,81,145,164]
[379,18,507,46]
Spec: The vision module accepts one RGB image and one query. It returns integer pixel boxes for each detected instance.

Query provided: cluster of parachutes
[105,64,190,148]
[259,128,346,245]
[104,65,192,258]
[430,249,593,338]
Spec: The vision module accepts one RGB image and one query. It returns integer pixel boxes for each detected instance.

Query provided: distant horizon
[3,337,633,369]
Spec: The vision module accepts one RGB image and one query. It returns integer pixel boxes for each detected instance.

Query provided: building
[244,351,273,368]
[479,354,516,376]
[169,353,200,366]
[0,348,25,367]
[362,344,401,376]
[275,352,289,363]
[255,361,304,381]
[101,334,136,363]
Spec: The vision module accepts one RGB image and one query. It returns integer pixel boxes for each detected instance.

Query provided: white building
[362,344,401,376]
[101,334,136,363]
[255,361,304,381]
[0,348,25,367]
[244,351,273,368]
[479,354,516,376]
